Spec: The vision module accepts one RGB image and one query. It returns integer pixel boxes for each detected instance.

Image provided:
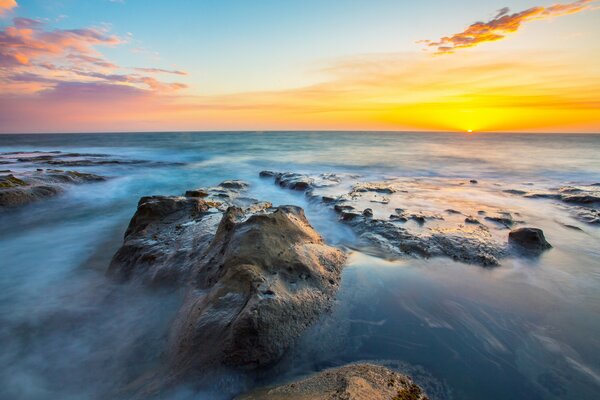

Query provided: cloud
[133,67,187,76]
[0,0,17,16]
[421,0,598,54]
[0,17,120,67]
[1,52,598,133]
[0,17,187,93]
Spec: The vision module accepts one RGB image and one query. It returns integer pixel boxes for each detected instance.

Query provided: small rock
[465,216,480,224]
[219,180,249,190]
[470,180,478,184]
[508,227,552,252]
[185,188,209,198]
[363,208,374,217]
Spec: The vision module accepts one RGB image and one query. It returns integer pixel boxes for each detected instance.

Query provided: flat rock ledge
[108,181,346,376]
[236,363,428,400]
[0,169,105,210]
[260,171,515,266]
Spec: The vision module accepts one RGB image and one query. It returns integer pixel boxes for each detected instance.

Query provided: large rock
[236,363,428,400]
[168,205,346,372]
[508,227,552,253]
[107,195,219,286]
[107,180,256,286]
[0,170,105,210]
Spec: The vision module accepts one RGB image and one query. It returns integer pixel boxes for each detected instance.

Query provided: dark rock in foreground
[107,196,220,286]
[169,205,346,372]
[108,180,346,375]
[107,180,257,286]
[0,170,105,210]
[508,227,552,253]
[236,363,428,400]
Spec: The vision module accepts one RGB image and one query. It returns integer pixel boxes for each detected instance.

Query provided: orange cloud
[421,0,598,54]
[0,0,17,16]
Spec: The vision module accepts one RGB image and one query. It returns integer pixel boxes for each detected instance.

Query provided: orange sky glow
[0,0,599,133]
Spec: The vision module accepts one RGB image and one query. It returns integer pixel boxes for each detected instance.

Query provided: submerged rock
[0,170,105,210]
[236,363,428,400]
[169,205,346,372]
[505,184,600,225]
[508,227,552,253]
[0,150,178,167]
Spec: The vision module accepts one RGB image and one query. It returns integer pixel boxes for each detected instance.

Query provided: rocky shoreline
[103,170,570,398]
[6,149,588,398]
[0,169,105,210]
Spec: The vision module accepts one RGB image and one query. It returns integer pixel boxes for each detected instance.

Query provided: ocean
[1,131,599,399]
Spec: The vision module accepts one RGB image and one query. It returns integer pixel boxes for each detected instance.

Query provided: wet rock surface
[505,184,600,225]
[236,363,428,400]
[108,180,346,376]
[107,181,261,286]
[508,227,552,253]
[0,169,105,210]
[169,204,346,372]
[260,171,513,266]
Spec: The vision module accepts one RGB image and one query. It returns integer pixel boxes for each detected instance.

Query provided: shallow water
[1,132,599,399]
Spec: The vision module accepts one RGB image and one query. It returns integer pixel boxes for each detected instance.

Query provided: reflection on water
[0,132,599,400]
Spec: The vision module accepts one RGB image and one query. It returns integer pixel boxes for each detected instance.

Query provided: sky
[0,0,599,133]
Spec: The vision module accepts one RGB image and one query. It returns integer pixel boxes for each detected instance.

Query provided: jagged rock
[106,196,219,286]
[508,228,552,253]
[0,170,105,210]
[169,205,346,372]
[464,216,480,224]
[236,363,428,400]
[107,181,259,286]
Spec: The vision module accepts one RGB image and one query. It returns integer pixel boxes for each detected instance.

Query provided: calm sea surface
[1,132,599,399]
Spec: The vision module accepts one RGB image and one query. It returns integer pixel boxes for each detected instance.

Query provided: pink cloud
[421,0,599,54]
[0,17,187,94]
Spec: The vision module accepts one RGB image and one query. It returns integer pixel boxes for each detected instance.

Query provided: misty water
[1,132,599,400]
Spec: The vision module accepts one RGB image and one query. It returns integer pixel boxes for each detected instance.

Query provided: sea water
[0,132,599,399]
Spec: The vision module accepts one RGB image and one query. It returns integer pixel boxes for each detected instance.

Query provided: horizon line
[1,129,599,136]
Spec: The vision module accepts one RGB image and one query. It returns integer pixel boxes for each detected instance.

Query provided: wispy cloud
[421,0,599,54]
[0,17,187,94]
[0,0,17,16]
[134,67,187,76]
